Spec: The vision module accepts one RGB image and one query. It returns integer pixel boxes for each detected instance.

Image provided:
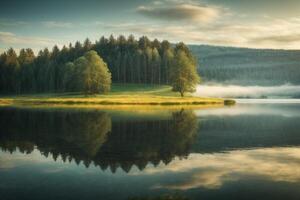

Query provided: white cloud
[137,2,222,23]
[0,31,56,46]
[0,19,28,28]
[42,21,73,28]
[0,48,5,54]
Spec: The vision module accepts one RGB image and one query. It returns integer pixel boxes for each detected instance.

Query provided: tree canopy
[70,50,111,94]
[170,49,201,97]
[0,35,200,95]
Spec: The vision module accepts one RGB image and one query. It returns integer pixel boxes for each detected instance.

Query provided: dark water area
[1,103,300,200]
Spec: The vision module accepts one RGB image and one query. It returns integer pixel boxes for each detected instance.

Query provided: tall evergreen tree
[83,38,93,51]
[162,48,174,84]
[0,52,7,93]
[152,48,161,84]
[145,47,152,83]
[18,48,35,92]
[5,48,20,93]
[35,48,51,92]
[62,62,76,92]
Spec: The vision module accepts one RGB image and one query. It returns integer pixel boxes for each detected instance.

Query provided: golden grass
[0,102,224,111]
[0,95,230,112]
[0,84,235,108]
[1,95,224,106]
[0,99,13,106]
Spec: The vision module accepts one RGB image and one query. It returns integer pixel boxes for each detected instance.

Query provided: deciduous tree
[170,50,200,97]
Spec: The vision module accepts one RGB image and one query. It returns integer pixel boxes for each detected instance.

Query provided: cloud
[2,2,300,50]
[251,34,300,44]
[0,48,5,54]
[99,15,300,49]
[137,3,221,23]
[0,19,28,28]
[138,147,300,190]
[42,21,73,28]
[91,1,299,49]
[0,31,57,49]
[201,0,300,18]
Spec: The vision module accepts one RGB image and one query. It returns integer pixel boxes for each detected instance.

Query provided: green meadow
[0,84,234,108]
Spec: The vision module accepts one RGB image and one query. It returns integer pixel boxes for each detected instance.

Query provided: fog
[195,84,300,99]
[194,104,300,117]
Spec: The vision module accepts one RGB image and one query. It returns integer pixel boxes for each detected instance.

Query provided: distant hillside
[189,45,300,85]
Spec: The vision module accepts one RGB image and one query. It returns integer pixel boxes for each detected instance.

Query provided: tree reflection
[0,108,199,172]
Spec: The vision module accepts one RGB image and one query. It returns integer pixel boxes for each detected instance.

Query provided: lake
[1,101,300,200]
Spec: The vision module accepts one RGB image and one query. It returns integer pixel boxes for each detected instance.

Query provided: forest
[0,35,197,95]
[190,45,300,85]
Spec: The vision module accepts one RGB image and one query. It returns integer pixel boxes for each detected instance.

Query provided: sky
[1,0,300,53]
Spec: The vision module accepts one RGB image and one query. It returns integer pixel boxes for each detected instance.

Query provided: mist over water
[195,84,300,99]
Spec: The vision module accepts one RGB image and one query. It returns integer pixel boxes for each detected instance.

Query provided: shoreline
[0,95,235,108]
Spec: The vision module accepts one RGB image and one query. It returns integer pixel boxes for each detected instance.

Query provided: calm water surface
[1,102,300,200]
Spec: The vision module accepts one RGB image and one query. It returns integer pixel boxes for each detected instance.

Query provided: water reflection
[144,147,300,190]
[1,104,300,200]
[193,104,300,153]
[0,108,198,173]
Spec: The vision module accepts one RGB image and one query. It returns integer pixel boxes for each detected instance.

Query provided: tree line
[189,45,300,86]
[0,35,199,95]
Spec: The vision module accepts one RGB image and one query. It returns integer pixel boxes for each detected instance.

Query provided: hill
[189,45,300,86]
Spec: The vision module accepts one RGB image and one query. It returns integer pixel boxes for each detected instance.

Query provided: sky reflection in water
[0,103,300,200]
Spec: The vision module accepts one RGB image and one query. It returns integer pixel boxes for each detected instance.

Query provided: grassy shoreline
[0,84,235,108]
[0,95,229,105]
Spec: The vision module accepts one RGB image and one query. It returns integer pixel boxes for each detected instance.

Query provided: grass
[0,84,234,108]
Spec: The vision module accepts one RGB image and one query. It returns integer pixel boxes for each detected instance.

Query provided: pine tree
[18,48,35,93]
[35,48,51,92]
[152,48,161,84]
[62,62,75,92]
[5,48,20,93]
[0,52,7,93]
[145,47,152,84]
[162,48,174,84]
[83,38,93,51]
